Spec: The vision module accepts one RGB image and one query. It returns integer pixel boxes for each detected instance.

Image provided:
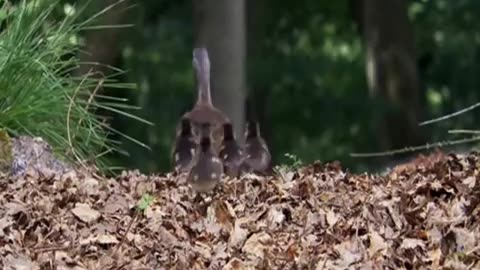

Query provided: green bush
[0,0,148,172]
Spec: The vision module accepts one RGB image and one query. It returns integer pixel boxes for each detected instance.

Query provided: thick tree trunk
[362,0,425,156]
[193,0,247,141]
[74,0,129,77]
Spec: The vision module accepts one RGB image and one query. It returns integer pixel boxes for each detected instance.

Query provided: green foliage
[283,153,303,170]
[274,152,304,180]
[0,0,147,172]
[137,193,154,213]
[0,129,12,171]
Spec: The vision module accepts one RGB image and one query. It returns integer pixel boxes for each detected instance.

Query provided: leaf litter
[1,151,480,269]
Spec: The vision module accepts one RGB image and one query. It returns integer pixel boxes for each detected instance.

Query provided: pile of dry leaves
[1,150,480,269]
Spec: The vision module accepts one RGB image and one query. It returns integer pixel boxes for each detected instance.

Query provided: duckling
[171,118,196,173]
[242,120,271,173]
[187,123,223,192]
[182,48,230,153]
[219,123,244,177]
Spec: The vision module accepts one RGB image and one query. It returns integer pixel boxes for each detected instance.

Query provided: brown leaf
[326,209,339,227]
[71,203,100,224]
[223,258,253,270]
[229,218,249,249]
[4,254,40,270]
[368,230,387,256]
[400,238,425,250]
[97,234,119,245]
[242,232,272,259]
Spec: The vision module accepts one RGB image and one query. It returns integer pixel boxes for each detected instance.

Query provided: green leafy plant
[274,153,304,181]
[284,153,303,169]
[0,129,12,171]
[0,0,152,172]
[137,193,154,213]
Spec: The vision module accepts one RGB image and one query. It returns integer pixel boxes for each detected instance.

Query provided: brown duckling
[242,120,271,173]
[172,118,196,173]
[219,123,244,177]
[187,123,223,192]
[182,48,230,153]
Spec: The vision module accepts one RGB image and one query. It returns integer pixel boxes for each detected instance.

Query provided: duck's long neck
[193,48,213,106]
[197,74,212,106]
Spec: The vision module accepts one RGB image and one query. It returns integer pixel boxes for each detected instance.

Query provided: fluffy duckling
[172,118,196,173]
[219,123,244,177]
[242,120,271,173]
[187,123,223,192]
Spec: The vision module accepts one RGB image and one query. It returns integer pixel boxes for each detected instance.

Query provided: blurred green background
[57,0,480,173]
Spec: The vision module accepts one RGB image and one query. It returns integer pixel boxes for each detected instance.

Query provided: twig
[466,245,480,256]
[350,136,480,158]
[66,72,89,170]
[419,101,480,126]
[76,77,104,129]
[70,72,102,149]
[33,244,76,253]
[112,211,138,258]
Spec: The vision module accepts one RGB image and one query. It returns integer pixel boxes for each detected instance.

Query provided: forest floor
[1,150,480,269]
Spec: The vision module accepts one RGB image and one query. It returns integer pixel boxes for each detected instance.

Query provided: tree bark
[362,0,426,156]
[193,0,247,141]
[74,0,129,77]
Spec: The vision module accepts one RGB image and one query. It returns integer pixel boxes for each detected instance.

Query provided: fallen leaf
[242,232,272,259]
[229,219,249,249]
[71,203,100,223]
[97,234,119,245]
[326,209,339,227]
[369,230,387,256]
[4,254,40,270]
[400,238,425,250]
[223,258,252,270]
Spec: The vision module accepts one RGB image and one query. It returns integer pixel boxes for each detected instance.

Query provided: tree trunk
[362,0,425,157]
[193,0,247,141]
[74,0,129,77]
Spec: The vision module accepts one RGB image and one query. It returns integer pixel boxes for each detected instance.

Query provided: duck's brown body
[187,123,223,192]
[182,48,230,154]
[219,123,244,177]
